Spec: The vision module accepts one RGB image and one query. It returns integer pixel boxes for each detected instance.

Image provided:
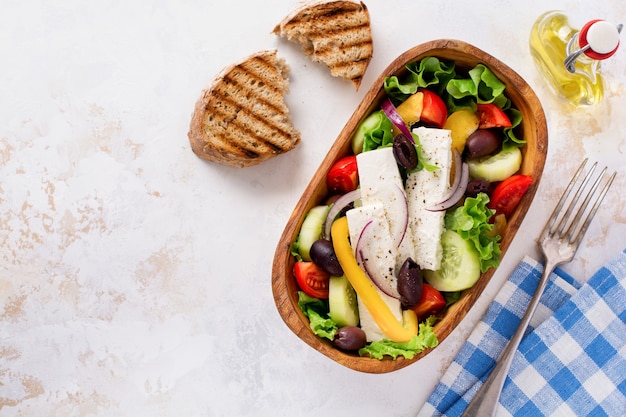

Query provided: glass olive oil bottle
[529,11,621,106]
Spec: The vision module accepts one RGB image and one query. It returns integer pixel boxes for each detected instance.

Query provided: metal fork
[462,159,616,417]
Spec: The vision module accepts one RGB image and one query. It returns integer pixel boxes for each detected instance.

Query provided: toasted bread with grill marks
[273,0,373,90]
[188,49,300,168]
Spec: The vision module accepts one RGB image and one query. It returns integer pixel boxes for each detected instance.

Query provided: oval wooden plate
[272,39,548,373]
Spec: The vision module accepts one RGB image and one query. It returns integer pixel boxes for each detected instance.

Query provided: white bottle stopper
[579,19,622,60]
[586,21,620,54]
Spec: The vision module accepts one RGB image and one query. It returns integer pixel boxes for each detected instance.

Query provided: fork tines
[544,158,616,246]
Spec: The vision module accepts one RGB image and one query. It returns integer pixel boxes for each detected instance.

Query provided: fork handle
[461,259,559,417]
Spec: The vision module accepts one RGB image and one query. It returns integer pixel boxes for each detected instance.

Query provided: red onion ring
[323,189,361,239]
[438,149,463,203]
[381,98,414,143]
[426,161,469,211]
[355,219,401,300]
[389,183,409,248]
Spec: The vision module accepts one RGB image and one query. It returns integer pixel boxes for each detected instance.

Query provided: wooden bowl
[272,39,548,373]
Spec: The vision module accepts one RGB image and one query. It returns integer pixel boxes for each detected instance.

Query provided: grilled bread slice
[188,49,300,168]
[273,0,373,90]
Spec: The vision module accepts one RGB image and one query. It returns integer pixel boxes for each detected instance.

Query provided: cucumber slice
[424,230,481,292]
[467,146,522,182]
[329,275,359,327]
[297,205,330,261]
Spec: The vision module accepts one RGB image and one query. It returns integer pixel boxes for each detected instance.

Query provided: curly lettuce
[297,292,337,340]
[358,316,438,359]
[444,193,501,272]
[383,58,525,149]
[297,292,439,360]
[503,108,524,149]
[351,110,438,172]
[446,64,507,106]
[351,110,395,153]
[383,56,456,102]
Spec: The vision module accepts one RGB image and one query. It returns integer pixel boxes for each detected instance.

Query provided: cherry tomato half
[294,261,330,299]
[410,283,445,319]
[419,89,448,128]
[476,103,512,129]
[326,155,358,194]
[488,174,534,218]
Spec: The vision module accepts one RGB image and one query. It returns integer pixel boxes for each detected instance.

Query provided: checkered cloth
[417,248,626,417]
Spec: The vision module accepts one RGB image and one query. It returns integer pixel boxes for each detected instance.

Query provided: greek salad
[290,57,534,360]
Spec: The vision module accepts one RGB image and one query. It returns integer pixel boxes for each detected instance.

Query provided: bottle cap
[579,20,621,60]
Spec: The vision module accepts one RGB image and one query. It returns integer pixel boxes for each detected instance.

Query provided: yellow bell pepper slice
[331,216,418,342]
[395,92,424,126]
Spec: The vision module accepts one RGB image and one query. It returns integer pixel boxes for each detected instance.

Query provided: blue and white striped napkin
[418,248,626,417]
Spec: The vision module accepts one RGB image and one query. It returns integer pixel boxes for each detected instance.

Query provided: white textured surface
[1,1,625,416]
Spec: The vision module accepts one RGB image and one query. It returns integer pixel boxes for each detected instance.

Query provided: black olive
[397,257,423,307]
[310,239,344,276]
[333,326,367,351]
[465,178,492,198]
[392,133,418,170]
[465,129,500,158]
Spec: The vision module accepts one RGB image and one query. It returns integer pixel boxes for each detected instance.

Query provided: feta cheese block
[356,147,415,270]
[405,126,453,271]
[346,203,403,341]
[346,203,398,296]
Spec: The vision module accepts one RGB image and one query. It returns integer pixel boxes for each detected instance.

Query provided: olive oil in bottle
[529,10,622,106]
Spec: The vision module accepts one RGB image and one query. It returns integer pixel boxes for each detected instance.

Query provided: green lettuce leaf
[443,291,462,307]
[446,64,507,106]
[383,58,524,148]
[353,110,438,173]
[353,110,395,153]
[383,56,456,102]
[297,292,337,340]
[444,193,501,272]
[445,95,477,114]
[410,132,439,172]
[503,108,525,149]
[290,242,302,262]
[358,317,439,359]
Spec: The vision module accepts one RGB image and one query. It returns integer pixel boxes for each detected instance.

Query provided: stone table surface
[1,1,625,416]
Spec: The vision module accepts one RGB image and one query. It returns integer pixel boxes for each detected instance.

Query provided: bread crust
[188,50,300,168]
[273,0,373,89]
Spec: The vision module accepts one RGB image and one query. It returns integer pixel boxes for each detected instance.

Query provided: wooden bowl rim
[272,39,548,373]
